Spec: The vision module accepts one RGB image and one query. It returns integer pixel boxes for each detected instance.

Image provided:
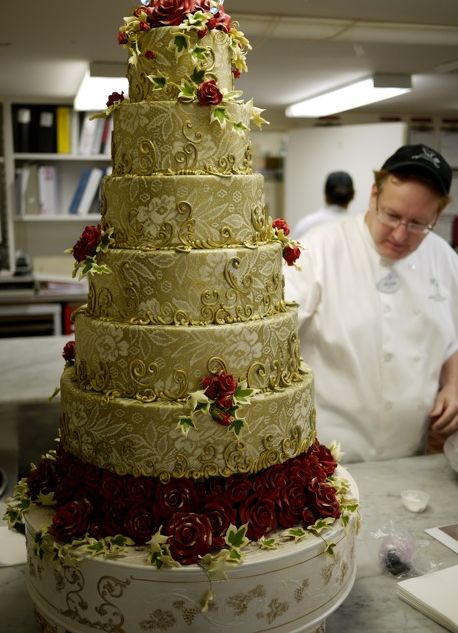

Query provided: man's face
[366,175,440,260]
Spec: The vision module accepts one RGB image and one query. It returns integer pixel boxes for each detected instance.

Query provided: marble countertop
[0,336,70,403]
[1,453,457,633]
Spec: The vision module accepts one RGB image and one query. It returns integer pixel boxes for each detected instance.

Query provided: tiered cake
[6,2,359,632]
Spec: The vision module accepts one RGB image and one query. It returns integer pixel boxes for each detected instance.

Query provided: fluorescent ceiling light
[285,74,412,118]
[74,62,128,111]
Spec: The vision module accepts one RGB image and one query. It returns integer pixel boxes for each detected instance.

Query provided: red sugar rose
[124,503,157,544]
[239,494,278,541]
[106,91,125,108]
[149,0,196,27]
[166,511,213,565]
[197,79,223,106]
[71,224,102,263]
[27,458,57,500]
[283,244,301,266]
[62,340,75,363]
[307,478,341,519]
[50,498,93,542]
[155,478,197,519]
[272,217,290,235]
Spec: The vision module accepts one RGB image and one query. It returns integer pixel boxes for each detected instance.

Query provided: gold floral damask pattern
[100,174,269,249]
[112,101,252,176]
[128,28,233,103]
[74,308,303,400]
[87,243,285,325]
[60,366,315,479]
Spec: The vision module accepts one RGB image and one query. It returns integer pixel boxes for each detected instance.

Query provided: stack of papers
[397,564,458,632]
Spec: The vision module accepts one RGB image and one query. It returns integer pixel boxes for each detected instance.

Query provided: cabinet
[1,100,112,272]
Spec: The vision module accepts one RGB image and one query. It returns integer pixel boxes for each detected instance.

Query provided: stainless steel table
[1,453,457,633]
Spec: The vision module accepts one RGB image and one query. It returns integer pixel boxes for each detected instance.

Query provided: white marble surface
[0,336,70,403]
[1,454,457,633]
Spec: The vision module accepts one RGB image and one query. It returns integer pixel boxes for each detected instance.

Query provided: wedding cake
[6,2,359,632]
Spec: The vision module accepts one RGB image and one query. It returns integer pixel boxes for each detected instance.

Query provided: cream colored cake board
[25,468,358,633]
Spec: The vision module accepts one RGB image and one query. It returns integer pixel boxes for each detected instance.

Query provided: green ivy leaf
[191,45,211,63]
[173,33,191,55]
[226,523,249,549]
[147,74,167,90]
[210,106,230,128]
[233,121,249,136]
[178,81,197,102]
[229,417,245,436]
[177,416,196,436]
[190,67,206,85]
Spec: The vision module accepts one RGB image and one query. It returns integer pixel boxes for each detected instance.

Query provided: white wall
[284,122,407,230]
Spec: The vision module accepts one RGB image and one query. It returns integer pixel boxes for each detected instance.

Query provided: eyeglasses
[376,200,436,236]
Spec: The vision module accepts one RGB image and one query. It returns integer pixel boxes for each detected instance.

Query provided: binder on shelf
[56,106,72,154]
[38,165,59,215]
[37,107,57,153]
[23,165,40,215]
[77,112,98,155]
[15,167,30,216]
[100,117,113,156]
[90,118,106,155]
[68,168,104,215]
[13,106,33,152]
[76,167,104,215]
[68,168,92,215]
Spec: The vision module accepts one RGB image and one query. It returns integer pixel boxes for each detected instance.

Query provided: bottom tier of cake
[24,469,358,633]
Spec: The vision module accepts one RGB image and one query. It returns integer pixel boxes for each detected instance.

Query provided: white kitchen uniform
[284,212,458,462]
[293,205,346,239]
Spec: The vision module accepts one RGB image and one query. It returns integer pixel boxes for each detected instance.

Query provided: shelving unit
[1,100,111,270]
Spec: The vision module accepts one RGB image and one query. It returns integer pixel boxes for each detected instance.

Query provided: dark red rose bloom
[125,474,156,503]
[62,340,75,363]
[287,453,326,486]
[307,441,337,478]
[194,0,211,9]
[202,372,237,402]
[197,79,223,106]
[27,458,57,499]
[50,498,93,542]
[197,476,225,498]
[302,507,316,527]
[149,0,196,27]
[253,464,287,499]
[272,217,290,236]
[166,511,213,565]
[72,224,102,263]
[201,374,219,399]
[207,10,231,33]
[225,474,253,505]
[202,495,236,548]
[106,91,125,108]
[155,478,197,520]
[83,463,103,491]
[232,68,241,79]
[197,27,208,38]
[102,502,128,536]
[216,372,237,396]
[144,49,156,60]
[88,520,104,540]
[239,494,278,541]
[133,6,154,18]
[139,20,151,31]
[100,470,126,502]
[307,478,341,519]
[124,503,157,544]
[277,482,308,528]
[118,30,128,45]
[283,244,301,266]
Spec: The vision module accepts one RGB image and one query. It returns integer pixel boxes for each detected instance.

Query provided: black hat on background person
[324,171,355,208]
[382,144,452,196]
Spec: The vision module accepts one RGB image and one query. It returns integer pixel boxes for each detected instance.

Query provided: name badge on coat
[376,271,400,293]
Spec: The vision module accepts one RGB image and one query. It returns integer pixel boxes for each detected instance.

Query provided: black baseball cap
[382,144,452,195]
[325,171,354,194]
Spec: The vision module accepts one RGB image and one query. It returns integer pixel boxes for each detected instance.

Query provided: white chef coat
[292,205,346,239]
[284,212,458,463]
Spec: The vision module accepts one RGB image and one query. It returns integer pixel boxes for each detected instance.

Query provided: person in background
[285,144,458,463]
[292,171,355,239]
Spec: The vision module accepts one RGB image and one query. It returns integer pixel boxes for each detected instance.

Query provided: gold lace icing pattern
[74,309,303,401]
[101,174,270,250]
[128,28,233,103]
[86,243,285,326]
[112,102,252,177]
[60,366,315,481]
